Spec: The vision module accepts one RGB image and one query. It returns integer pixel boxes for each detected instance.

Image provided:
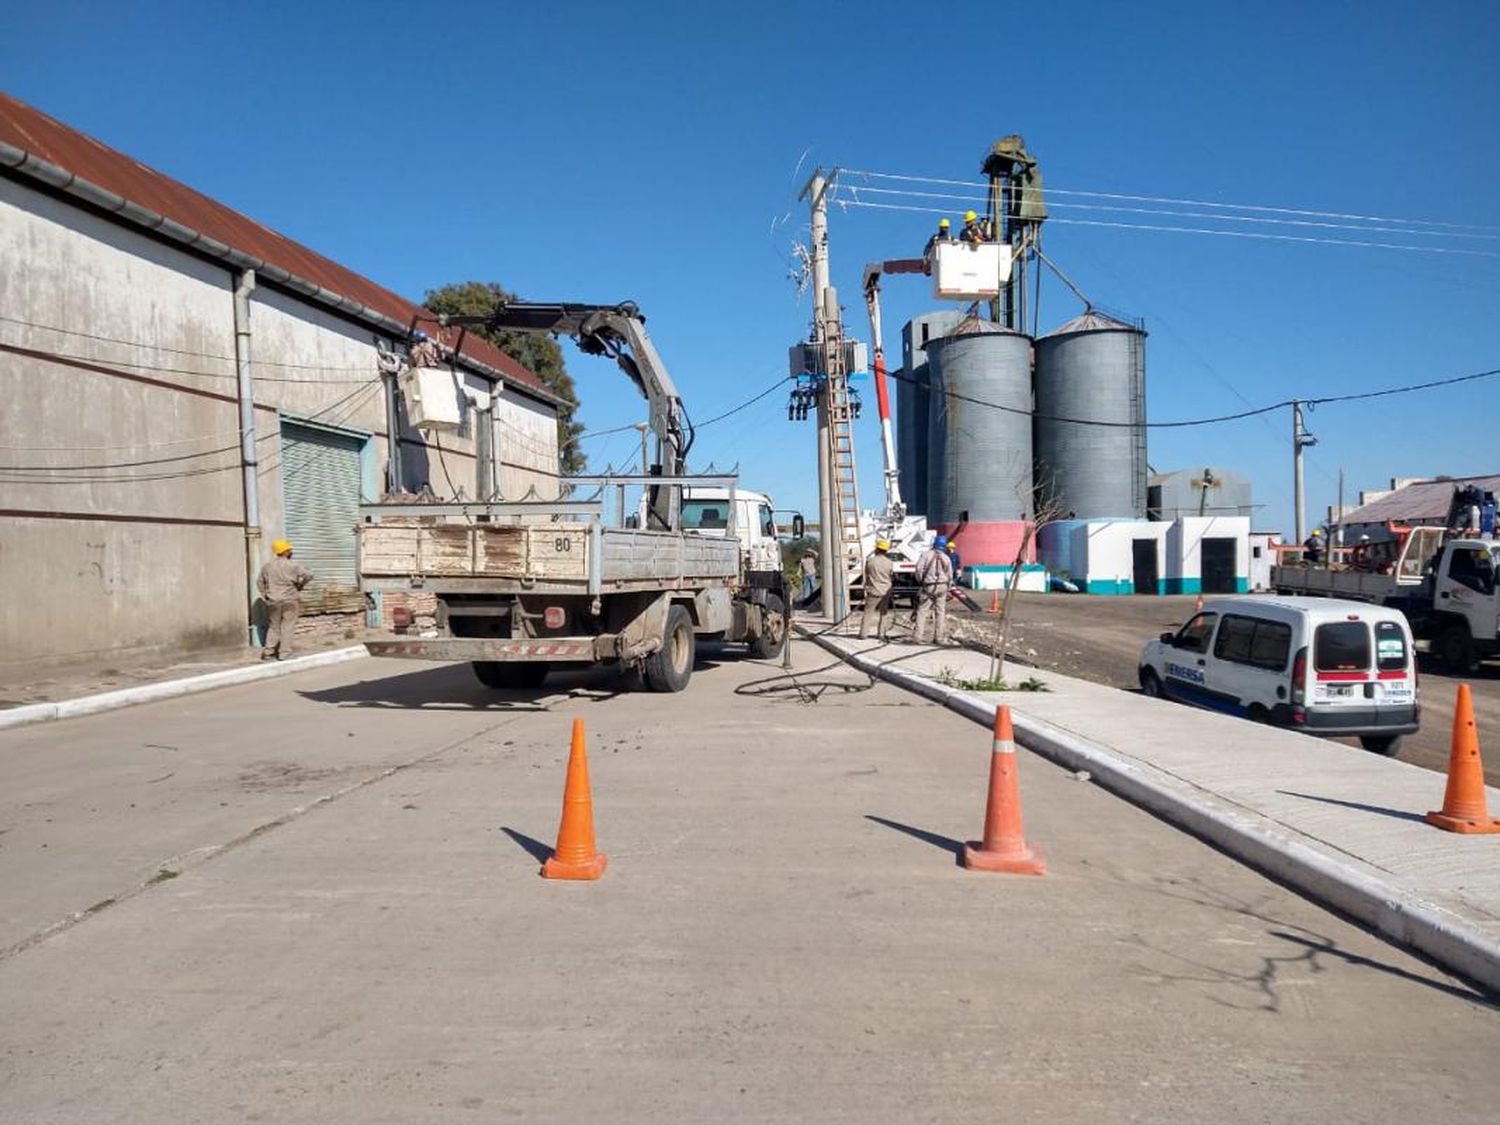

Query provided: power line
[840,168,1500,234]
[840,183,1500,243]
[886,361,1500,430]
[696,377,792,428]
[834,198,1500,259]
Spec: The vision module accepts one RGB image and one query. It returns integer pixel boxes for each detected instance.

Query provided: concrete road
[952,592,1500,784]
[1,644,1497,1123]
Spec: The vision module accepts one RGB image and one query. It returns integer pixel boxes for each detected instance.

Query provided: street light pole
[1292,400,1317,543]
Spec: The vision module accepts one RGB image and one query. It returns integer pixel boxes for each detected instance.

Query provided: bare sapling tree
[989,466,1066,683]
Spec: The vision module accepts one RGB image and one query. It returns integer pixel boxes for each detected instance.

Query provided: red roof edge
[0,91,561,408]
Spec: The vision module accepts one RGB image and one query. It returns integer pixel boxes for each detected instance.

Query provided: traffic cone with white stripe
[962,706,1046,874]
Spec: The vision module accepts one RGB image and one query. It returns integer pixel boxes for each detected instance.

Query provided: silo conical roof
[1042,310,1136,337]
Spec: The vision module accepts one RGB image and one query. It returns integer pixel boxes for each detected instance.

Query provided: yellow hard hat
[964,209,978,222]
[938,218,951,229]
[876,539,891,551]
[1311,529,1323,537]
[272,538,293,556]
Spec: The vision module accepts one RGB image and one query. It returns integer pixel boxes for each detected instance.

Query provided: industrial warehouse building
[0,92,563,673]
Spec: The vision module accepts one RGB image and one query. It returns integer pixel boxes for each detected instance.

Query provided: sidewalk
[802,621,1500,993]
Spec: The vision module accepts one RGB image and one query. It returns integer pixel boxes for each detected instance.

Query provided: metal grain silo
[898,311,963,518]
[1033,312,1147,519]
[926,318,1034,528]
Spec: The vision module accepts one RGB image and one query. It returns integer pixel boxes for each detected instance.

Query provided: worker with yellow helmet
[256,537,313,660]
[859,538,897,641]
[960,209,989,245]
[924,216,953,256]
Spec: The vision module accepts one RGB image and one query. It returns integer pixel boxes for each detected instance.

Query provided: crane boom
[433,300,689,530]
[861,259,926,521]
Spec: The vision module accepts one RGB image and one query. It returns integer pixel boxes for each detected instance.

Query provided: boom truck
[357,301,794,692]
[1271,486,1500,670]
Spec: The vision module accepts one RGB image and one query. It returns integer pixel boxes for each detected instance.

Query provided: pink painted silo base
[937,521,1036,566]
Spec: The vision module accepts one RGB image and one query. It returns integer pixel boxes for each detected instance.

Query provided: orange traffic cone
[1426,684,1500,834]
[962,706,1046,874]
[989,588,1001,614]
[542,718,609,878]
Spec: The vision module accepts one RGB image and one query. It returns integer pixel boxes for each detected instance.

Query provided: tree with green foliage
[423,281,586,475]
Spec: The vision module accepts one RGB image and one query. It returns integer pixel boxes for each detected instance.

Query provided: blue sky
[5,0,1498,535]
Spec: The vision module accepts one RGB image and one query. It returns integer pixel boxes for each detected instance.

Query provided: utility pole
[800,168,843,621]
[1337,466,1345,550]
[1292,400,1317,543]
[633,421,650,475]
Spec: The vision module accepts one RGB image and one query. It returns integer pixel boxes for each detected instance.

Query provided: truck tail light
[544,606,566,630]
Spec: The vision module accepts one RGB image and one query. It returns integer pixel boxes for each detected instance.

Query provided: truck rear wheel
[473,661,550,690]
[643,605,695,693]
[1438,623,1475,673]
[747,594,786,661]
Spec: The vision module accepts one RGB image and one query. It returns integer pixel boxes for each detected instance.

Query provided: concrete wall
[0,174,558,673]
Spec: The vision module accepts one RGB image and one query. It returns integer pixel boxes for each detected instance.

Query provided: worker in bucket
[1303,528,1325,566]
[257,539,313,661]
[924,217,952,255]
[798,549,818,605]
[913,535,955,645]
[960,209,988,244]
[858,539,896,641]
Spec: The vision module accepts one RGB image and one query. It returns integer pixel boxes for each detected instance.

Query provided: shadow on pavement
[500,827,553,864]
[299,664,628,711]
[865,814,964,866]
[1275,790,1428,824]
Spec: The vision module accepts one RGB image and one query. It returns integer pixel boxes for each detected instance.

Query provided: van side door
[1211,613,1294,720]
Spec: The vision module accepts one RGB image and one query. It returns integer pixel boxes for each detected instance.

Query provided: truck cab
[680,487,784,578]
[1428,538,1500,669]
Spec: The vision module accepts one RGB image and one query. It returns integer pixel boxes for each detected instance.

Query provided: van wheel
[1360,734,1403,756]
[644,605,695,693]
[1247,704,1271,724]
[1438,624,1476,673]
[1139,668,1164,698]
[748,594,786,661]
[473,661,549,690]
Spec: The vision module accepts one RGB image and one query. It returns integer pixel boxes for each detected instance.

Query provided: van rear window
[1314,622,1370,672]
[1374,620,1408,671]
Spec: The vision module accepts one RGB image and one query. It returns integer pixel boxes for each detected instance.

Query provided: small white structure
[965,564,1048,593]
[929,240,1010,300]
[1167,517,1251,594]
[1062,519,1172,594]
[1249,531,1281,591]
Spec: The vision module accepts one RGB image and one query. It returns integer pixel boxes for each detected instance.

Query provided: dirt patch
[237,760,350,793]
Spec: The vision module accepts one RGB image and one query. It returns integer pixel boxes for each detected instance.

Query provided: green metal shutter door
[281,422,364,612]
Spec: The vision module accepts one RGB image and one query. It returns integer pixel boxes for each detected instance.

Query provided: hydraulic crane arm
[861,261,923,520]
[432,300,690,529]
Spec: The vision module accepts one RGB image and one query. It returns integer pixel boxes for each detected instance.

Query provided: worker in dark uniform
[924,217,952,256]
[1303,529,1325,566]
[960,209,988,244]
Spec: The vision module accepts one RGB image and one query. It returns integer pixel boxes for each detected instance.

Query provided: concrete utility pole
[800,168,841,620]
[1292,400,1317,543]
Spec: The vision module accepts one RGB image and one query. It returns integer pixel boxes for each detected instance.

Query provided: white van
[1137,596,1419,755]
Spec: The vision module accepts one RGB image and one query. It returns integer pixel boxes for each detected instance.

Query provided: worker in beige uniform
[257,538,313,661]
[913,534,954,645]
[858,539,896,640]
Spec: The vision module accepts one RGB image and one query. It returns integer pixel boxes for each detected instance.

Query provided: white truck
[1271,527,1500,671]
[357,302,795,692]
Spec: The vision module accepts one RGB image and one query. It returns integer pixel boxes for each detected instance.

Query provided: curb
[0,646,369,732]
[800,627,1500,995]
